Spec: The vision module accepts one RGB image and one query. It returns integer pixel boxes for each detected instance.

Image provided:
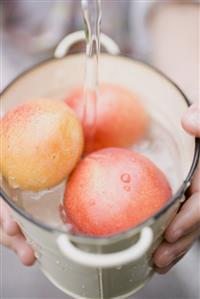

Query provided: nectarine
[0,99,83,191]
[65,84,149,153]
[64,148,172,236]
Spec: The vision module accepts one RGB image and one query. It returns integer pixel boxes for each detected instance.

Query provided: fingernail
[157,250,175,267]
[158,249,186,268]
[155,252,186,274]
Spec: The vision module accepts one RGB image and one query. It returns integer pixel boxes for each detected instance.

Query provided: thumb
[181,103,200,137]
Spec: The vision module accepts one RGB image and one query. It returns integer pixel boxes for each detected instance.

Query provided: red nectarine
[64,148,172,236]
[65,84,149,154]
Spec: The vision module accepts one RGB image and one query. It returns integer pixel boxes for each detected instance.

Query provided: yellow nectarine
[0,99,83,191]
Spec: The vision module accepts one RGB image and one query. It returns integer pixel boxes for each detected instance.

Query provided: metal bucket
[1,32,199,299]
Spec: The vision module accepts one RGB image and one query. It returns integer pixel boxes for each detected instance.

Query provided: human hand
[0,198,36,266]
[154,103,200,274]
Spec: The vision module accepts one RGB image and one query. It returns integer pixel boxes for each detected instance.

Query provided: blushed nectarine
[0,99,83,191]
[64,148,172,236]
[65,84,149,154]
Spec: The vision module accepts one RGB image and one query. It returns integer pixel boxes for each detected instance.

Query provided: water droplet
[123,185,131,192]
[121,173,131,183]
[34,251,41,259]
[116,266,122,270]
[51,153,56,160]
[56,260,61,265]
[8,176,19,189]
[82,285,85,289]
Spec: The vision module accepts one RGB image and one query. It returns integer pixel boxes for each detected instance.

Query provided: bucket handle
[57,227,153,268]
[54,30,120,58]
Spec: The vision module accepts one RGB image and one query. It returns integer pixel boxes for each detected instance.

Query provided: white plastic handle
[54,30,120,58]
[57,227,153,268]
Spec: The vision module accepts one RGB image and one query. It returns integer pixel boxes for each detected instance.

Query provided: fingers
[0,199,21,236]
[1,228,36,266]
[181,103,200,137]
[154,191,200,274]
[165,192,200,243]
[154,227,200,273]
[1,198,36,266]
